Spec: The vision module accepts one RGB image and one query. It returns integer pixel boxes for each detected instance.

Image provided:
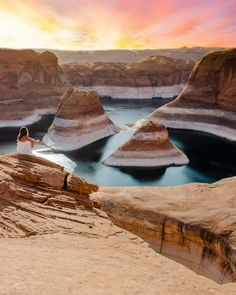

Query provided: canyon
[43,87,119,151]
[152,48,236,141]
[62,55,193,99]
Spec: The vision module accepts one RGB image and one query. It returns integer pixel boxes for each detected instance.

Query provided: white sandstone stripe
[104,154,189,167]
[78,84,185,99]
[43,127,117,151]
[157,119,236,142]
[158,106,236,120]
[0,108,56,127]
[53,114,110,128]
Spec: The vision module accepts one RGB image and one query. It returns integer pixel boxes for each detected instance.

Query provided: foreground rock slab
[0,153,99,237]
[104,120,189,168]
[152,49,236,141]
[43,88,119,151]
[0,154,235,294]
[92,177,236,284]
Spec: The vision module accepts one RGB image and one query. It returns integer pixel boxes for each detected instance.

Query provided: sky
[0,0,236,50]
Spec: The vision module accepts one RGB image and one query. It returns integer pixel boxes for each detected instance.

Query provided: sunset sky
[0,0,236,50]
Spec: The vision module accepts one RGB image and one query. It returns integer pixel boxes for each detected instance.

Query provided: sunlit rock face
[62,56,194,99]
[151,49,236,141]
[43,88,119,151]
[1,154,236,295]
[0,49,69,126]
[92,177,236,284]
[103,120,189,168]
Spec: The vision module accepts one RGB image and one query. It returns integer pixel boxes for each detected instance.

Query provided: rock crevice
[92,182,236,284]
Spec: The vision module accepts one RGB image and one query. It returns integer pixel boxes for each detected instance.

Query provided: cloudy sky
[0,0,236,50]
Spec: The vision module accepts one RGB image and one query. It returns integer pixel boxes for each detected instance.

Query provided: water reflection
[0,99,236,186]
[118,167,167,181]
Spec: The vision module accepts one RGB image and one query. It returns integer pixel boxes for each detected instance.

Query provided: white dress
[17,141,33,156]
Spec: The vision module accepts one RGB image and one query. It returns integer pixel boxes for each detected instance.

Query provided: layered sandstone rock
[43,88,119,151]
[151,49,236,141]
[92,177,236,284]
[0,154,235,294]
[0,49,68,126]
[62,56,194,99]
[104,120,189,168]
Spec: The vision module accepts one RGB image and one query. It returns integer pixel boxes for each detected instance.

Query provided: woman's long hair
[17,126,29,141]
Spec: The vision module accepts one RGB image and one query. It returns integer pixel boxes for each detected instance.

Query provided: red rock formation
[0,49,69,126]
[92,177,236,284]
[151,49,236,141]
[104,120,189,168]
[62,56,194,99]
[0,153,235,294]
[43,88,119,151]
[0,155,236,295]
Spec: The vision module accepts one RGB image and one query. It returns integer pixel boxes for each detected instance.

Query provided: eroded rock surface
[0,154,235,294]
[152,49,236,141]
[104,120,189,168]
[0,49,69,126]
[0,153,99,237]
[43,88,119,151]
[62,56,193,99]
[92,178,236,284]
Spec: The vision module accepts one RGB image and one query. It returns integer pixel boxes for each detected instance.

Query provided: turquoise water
[0,99,236,186]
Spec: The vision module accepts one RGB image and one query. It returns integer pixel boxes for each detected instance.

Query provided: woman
[17,126,40,155]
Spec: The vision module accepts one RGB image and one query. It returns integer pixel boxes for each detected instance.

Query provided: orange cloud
[0,0,235,49]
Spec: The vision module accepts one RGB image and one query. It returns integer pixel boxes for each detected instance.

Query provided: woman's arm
[26,136,40,148]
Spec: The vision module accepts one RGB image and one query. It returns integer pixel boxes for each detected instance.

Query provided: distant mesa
[152,48,236,141]
[62,55,194,99]
[103,119,189,168]
[0,49,69,127]
[41,47,225,63]
[43,87,119,151]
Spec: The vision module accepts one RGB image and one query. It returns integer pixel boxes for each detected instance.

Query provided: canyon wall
[62,56,194,99]
[151,49,236,141]
[0,49,69,126]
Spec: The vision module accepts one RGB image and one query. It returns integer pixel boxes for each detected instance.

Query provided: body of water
[1,99,236,186]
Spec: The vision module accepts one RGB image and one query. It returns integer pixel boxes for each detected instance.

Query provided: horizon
[0,46,229,52]
[0,0,236,50]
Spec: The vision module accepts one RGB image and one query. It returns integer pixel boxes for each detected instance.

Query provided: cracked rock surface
[0,154,236,294]
[93,179,236,284]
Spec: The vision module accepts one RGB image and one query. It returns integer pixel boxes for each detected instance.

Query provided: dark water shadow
[118,167,167,181]
[64,137,110,162]
[169,129,236,180]
[0,114,55,141]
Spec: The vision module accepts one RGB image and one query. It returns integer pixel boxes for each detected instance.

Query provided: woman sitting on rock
[17,126,40,156]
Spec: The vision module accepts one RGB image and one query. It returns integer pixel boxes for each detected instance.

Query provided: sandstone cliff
[0,49,69,126]
[0,154,235,294]
[151,49,236,141]
[93,178,236,284]
[104,120,189,168]
[62,56,194,99]
[43,88,119,151]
